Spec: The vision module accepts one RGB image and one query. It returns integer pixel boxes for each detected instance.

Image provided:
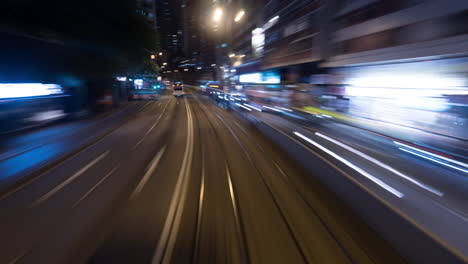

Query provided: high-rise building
[155,0,186,71]
[137,0,157,29]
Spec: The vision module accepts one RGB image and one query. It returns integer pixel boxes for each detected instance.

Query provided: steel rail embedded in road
[152,99,194,264]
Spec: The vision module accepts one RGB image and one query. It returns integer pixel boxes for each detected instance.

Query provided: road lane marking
[133,101,170,150]
[213,112,253,162]
[129,146,166,200]
[294,132,404,198]
[73,167,118,207]
[152,99,194,264]
[226,165,240,222]
[274,162,289,182]
[316,132,443,196]
[233,120,248,135]
[192,157,205,262]
[30,151,109,207]
[232,120,265,153]
[225,164,250,262]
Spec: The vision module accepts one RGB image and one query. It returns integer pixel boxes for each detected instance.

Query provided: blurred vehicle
[173,81,185,97]
[0,83,69,133]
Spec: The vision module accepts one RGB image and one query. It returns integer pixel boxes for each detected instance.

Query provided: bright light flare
[346,74,467,98]
[0,83,63,99]
[234,10,245,22]
[213,8,223,22]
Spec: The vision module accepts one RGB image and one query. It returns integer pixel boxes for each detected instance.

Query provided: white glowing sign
[239,72,280,84]
[0,83,63,99]
[252,28,265,57]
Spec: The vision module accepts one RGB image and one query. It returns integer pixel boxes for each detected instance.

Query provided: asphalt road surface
[1,90,407,263]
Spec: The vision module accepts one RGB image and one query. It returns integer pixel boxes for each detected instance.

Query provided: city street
[0,90,406,264]
[3,1,468,263]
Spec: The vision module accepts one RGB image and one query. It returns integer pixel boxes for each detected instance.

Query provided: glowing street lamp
[234,10,245,22]
[159,52,163,56]
[213,8,223,22]
[150,54,156,60]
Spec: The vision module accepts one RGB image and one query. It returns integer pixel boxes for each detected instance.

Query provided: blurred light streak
[26,110,67,122]
[399,148,468,174]
[395,142,468,174]
[316,132,443,196]
[263,105,283,112]
[347,75,464,90]
[345,87,468,99]
[275,106,292,112]
[234,10,245,22]
[394,141,466,168]
[268,15,279,23]
[0,83,63,99]
[235,103,252,111]
[243,103,262,111]
[294,132,404,198]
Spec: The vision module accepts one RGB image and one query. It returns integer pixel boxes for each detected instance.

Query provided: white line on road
[73,167,118,208]
[152,99,194,264]
[193,158,206,261]
[294,132,404,198]
[316,132,443,196]
[133,101,170,150]
[226,165,241,221]
[274,162,289,182]
[30,151,109,207]
[129,146,166,200]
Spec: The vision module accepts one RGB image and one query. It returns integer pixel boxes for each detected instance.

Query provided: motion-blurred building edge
[224,0,468,141]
